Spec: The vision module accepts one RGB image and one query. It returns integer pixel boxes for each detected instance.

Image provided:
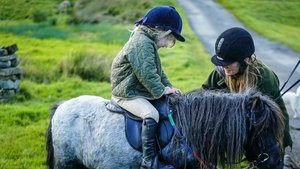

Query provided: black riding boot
[140,118,174,169]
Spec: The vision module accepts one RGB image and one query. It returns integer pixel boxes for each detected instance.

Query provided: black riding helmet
[211,27,255,66]
[135,6,185,42]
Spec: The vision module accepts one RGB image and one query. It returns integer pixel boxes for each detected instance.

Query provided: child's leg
[112,97,159,123]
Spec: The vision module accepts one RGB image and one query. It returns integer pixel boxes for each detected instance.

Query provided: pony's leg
[48,132,83,169]
[54,157,87,169]
[52,137,88,169]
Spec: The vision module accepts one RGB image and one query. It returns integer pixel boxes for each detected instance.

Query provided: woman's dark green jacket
[111,28,171,100]
[202,61,292,148]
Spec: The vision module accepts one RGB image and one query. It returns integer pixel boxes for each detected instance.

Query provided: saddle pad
[105,95,174,151]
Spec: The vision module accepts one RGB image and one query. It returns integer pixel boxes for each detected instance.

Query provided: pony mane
[167,88,284,168]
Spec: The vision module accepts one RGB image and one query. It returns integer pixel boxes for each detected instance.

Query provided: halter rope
[276,59,300,101]
[168,111,218,169]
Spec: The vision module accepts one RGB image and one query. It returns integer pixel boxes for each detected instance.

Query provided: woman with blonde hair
[202,27,292,149]
[111,6,185,169]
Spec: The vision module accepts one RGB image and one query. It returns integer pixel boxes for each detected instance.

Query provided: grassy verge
[0,2,211,169]
[0,78,113,169]
[216,0,300,52]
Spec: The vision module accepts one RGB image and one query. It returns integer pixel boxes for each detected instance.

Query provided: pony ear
[251,96,264,113]
[248,95,267,125]
[245,89,265,114]
[246,90,265,119]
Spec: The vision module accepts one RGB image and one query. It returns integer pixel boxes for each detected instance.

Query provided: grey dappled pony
[46,89,285,169]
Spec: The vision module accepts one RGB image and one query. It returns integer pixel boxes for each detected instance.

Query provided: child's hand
[164,86,181,95]
[173,88,182,95]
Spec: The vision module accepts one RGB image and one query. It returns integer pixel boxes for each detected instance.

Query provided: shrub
[59,51,112,82]
[10,87,32,102]
[48,17,57,26]
[0,24,71,39]
[32,10,48,23]
[70,0,154,24]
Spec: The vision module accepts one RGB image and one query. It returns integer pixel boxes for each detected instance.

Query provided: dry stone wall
[0,44,23,101]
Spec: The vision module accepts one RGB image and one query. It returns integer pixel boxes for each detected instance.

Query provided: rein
[167,111,218,169]
[276,59,300,101]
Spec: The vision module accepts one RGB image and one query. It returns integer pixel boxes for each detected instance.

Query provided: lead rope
[279,59,300,93]
[168,111,218,169]
[275,59,300,101]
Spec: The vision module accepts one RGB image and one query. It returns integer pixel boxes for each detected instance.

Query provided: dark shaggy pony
[46,89,285,169]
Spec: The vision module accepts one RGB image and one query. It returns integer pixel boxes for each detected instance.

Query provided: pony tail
[46,102,63,169]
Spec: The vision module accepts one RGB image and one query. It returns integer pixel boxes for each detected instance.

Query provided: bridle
[244,101,280,169]
[246,148,282,169]
[245,136,270,169]
[252,153,270,168]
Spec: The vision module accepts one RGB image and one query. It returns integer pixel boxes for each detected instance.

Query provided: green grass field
[217,0,300,52]
[0,1,211,168]
[0,0,299,168]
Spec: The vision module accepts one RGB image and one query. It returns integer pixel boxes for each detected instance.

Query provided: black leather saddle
[105,96,174,152]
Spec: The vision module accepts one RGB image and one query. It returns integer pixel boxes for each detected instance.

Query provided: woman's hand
[164,86,182,95]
